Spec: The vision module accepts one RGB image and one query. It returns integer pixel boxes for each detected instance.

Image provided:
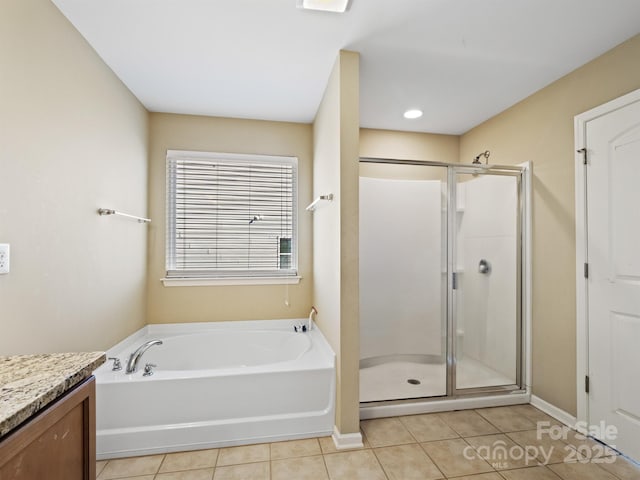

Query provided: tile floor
[96,405,640,480]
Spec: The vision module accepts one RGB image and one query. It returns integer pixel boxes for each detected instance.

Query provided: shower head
[472,150,490,165]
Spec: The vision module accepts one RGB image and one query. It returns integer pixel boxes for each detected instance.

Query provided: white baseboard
[332,426,364,450]
[530,395,577,428]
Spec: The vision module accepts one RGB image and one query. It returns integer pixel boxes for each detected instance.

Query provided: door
[584,94,640,460]
[450,166,523,394]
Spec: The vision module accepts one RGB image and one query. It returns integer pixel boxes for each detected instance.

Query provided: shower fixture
[472,150,490,165]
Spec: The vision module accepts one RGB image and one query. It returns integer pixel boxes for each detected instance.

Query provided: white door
[585,93,640,460]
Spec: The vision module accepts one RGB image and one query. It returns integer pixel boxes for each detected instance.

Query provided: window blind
[166,151,297,278]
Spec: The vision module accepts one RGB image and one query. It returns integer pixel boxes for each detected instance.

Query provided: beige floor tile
[510,405,564,426]
[420,438,494,478]
[155,469,214,480]
[596,455,640,480]
[438,410,500,437]
[507,430,580,465]
[319,436,340,454]
[476,407,538,432]
[98,455,164,479]
[560,430,618,460]
[374,443,444,480]
[324,450,387,480]
[270,438,322,460]
[499,465,562,480]
[399,413,459,442]
[359,429,371,447]
[159,449,219,472]
[96,460,108,477]
[216,444,269,466]
[212,461,269,480]
[451,474,504,480]
[548,461,619,479]
[360,417,415,447]
[465,433,540,470]
[271,455,329,480]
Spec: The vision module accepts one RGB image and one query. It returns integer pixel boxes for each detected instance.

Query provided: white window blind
[166,150,297,279]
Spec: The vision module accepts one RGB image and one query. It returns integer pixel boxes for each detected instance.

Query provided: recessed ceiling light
[403,109,423,119]
[297,0,351,13]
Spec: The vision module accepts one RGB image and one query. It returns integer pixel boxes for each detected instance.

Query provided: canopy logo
[462,421,617,469]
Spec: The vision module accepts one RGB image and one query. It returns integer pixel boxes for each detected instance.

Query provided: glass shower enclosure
[359,159,526,403]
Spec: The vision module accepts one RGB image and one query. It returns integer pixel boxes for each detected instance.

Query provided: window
[165,150,298,283]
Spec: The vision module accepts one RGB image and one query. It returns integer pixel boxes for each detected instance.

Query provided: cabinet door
[0,377,96,480]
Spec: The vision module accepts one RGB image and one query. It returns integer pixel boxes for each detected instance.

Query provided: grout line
[320,451,332,480]
[461,436,498,474]
[154,454,167,477]
[472,407,504,433]
[367,447,391,480]
[415,442,447,479]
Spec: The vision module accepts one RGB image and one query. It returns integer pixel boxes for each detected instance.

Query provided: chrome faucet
[107,357,122,371]
[126,340,163,374]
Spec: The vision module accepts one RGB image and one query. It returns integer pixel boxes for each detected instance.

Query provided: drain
[407,378,421,385]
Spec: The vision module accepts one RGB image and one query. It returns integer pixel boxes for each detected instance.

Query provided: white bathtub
[95,320,336,459]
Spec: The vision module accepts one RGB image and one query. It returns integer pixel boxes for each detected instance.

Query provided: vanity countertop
[0,352,105,438]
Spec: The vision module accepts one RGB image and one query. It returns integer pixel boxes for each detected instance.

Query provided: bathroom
[2,0,640,479]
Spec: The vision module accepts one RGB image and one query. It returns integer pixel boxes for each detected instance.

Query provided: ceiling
[51,0,640,135]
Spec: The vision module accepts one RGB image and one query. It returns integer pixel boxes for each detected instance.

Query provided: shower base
[359,357,513,403]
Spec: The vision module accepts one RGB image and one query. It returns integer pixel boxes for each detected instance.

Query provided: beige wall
[360,128,459,163]
[146,113,313,323]
[312,51,361,435]
[359,128,460,179]
[0,0,148,354]
[460,34,640,415]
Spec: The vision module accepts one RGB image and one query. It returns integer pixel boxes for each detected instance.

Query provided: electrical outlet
[0,244,10,274]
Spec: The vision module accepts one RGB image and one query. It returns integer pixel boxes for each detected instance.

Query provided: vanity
[0,352,105,480]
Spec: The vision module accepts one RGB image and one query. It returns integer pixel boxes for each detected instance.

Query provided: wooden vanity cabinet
[0,377,96,480]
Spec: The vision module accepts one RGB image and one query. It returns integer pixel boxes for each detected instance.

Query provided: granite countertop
[0,352,105,438]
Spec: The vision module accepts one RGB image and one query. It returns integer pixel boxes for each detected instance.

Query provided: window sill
[161,276,302,287]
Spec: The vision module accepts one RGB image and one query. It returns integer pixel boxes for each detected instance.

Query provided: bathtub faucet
[126,340,163,374]
[294,306,318,333]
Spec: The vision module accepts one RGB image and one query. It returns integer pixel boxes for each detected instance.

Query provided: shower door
[449,166,523,394]
[359,160,525,404]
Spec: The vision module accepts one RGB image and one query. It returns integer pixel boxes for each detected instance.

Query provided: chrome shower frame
[359,157,532,416]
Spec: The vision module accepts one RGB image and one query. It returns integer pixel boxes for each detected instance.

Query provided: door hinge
[577,148,587,165]
[585,375,590,394]
[584,262,589,279]
[452,272,458,290]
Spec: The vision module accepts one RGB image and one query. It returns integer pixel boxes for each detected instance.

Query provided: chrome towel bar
[306,193,334,212]
[98,208,151,224]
